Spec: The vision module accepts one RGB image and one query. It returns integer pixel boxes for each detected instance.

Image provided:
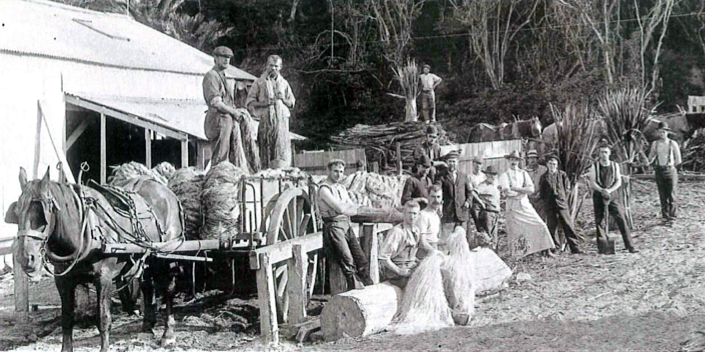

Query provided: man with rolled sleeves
[647,121,681,223]
[539,154,584,254]
[202,46,241,166]
[418,64,442,122]
[317,159,374,291]
[438,149,472,247]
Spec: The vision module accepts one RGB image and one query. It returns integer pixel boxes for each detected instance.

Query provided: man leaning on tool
[317,159,374,291]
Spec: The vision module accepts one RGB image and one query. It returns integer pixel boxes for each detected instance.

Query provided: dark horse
[5,168,183,352]
[467,116,542,143]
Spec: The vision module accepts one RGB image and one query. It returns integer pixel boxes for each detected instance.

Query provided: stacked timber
[330,121,451,171]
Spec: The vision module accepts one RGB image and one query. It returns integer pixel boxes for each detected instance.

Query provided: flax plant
[390,59,420,121]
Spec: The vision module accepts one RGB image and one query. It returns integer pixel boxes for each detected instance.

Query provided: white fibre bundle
[391,252,454,335]
[442,227,476,324]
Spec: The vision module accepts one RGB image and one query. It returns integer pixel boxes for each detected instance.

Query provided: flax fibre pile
[390,252,454,335]
[108,161,177,186]
[201,162,247,240]
[167,167,206,240]
[442,227,476,325]
[340,171,408,209]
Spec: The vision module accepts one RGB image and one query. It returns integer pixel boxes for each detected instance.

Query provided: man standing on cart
[318,159,374,291]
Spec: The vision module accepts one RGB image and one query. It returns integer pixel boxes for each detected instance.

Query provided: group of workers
[317,121,681,291]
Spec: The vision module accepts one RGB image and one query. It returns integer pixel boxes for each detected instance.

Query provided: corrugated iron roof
[0,0,256,81]
[67,93,306,141]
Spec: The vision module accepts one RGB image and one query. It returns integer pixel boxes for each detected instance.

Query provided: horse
[5,168,184,352]
[467,116,542,143]
[541,118,607,152]
[641,112,705,144]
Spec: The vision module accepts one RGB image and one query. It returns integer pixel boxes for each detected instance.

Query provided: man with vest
[472,165,501,250]
[379,200,422,289]
[467,155,486,233]
[317,159,374,291]
[401,155,432,207]
[438,150,473,247]
[587,140,638,254]
[413,125,443,182]
[647,121,682,223]
[526,149,548,221]
[539,154,584,254]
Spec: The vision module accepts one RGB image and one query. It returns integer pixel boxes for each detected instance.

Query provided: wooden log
[471,248,512,294]
[350,207,403,224]
[359,224,379,284]
[287,244,307,324]
[295,319,321,342]
[321,282,402,341]
[256,253,278,343]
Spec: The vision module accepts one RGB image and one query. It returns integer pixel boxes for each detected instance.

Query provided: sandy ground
[1,178,704,351]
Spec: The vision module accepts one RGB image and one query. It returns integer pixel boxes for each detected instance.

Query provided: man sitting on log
[401,155,432,207]
[318,159,374,291]
[379,201,422,289]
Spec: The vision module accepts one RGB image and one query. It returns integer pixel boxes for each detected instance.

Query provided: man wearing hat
[525,149,548,221]
[203,46,244,166]
[401,155,432,207]
[587,140,637,254]
[647,121,681,222]
[467,154,487,231]
[418,64,442,122]
[438,149,473,246]
[318,159,374,291]
[413,125,443,181]
[472,165,502,250]
[499,151,555,257]
[539,154,584,254]
[246,55,296,169]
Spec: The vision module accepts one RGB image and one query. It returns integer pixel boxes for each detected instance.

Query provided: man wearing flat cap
[413,125,443,182]
[539,154,584,254]
[438,149,473,247]
[203,46,247,167]
[247,55,296,169]
[418,64,442,122]
[401,155,432,207]
[317,159,374,291]
[647,121,681,223]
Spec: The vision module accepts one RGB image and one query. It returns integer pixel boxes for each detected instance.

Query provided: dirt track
[1,178,704,351]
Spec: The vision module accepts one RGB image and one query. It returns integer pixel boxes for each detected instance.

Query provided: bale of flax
[442,228,476,325]
[390,252,454,335]
[168,167,205,240]
[152,162,176,182]
[201,162,247,240]
[108,161,157,185]
[471,247,512,294]
[320,282,403,341]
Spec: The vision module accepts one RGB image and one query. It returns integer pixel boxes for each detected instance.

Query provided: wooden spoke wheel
[260,187,319,323]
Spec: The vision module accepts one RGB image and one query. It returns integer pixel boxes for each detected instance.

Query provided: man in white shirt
[379,201,422,289]
[415,184,443,259]
[419,64,442,122]
[647,121,681,223]
[467,155,486,232]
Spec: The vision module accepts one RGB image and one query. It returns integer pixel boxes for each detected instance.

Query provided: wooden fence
[293,149,367,175]
[440,140,524,175]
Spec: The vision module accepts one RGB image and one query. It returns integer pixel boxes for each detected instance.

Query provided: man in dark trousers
[317,159,374,291]
[647,121,681,223]
[413,125,443,182]
[202,46,241,166]
[438,150,473,247]
[539,154,584,254]
[401,155,432,207]
[587,141,638,254]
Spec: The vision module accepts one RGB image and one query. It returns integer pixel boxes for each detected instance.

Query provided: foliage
[597,86,653,164]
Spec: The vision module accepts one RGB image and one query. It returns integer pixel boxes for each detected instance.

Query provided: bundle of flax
[201,162,247,240]
[341,171,408,209]
[168,167,205,240]
[331,121,451,171]
[108,161,176,186]
[390,252,454,335]
[442,227,476,325]
[152,162,176,182]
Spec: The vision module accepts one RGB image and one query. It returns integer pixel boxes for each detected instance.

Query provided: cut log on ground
[472,248,512,294]
[320,282,403,341]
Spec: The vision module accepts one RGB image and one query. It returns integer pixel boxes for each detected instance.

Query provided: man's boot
[345,274,361,292]
[358,269,374,287]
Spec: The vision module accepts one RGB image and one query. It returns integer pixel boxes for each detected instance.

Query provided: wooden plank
[100,113,106,185]
[33,104,42,179]
[396,142,402,175]
[360,224,379,284]
[0,246,12,256]
[181,138,189,168]
[288,244,307,324]
[65,95,188,141]
[249,232,322,270]
[256,253,279,343]
[14,252,28,323]
[102,239,220,254]
[145,129,152,168]
[65,118,91,151]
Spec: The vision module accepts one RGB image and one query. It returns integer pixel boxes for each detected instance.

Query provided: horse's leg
[140,267,157,334]
[56,277,76,352]
[158,261,178,347]
[94,275,114,352]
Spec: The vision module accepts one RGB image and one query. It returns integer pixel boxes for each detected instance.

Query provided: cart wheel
[262,188,318,323]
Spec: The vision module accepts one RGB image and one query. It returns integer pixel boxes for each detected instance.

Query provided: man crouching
[318,159,374,291]
[379,201,421,289]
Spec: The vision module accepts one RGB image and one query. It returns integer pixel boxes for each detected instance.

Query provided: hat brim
[504,155,524,160]
[482,170,498,175]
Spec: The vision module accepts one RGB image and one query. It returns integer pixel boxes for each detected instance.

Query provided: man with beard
[318,159,374,291]
[246,55,296,169]
[539,154,584,254]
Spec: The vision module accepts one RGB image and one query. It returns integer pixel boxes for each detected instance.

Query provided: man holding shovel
[587,140,638,254]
